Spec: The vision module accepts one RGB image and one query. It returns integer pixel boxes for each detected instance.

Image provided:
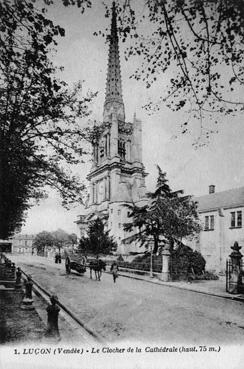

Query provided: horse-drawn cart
[64,250,87,275]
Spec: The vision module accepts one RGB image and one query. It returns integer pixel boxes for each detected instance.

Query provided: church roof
[104,1,124,110]
[195,186,244,212]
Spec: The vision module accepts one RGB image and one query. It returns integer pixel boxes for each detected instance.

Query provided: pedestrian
[187,263,194,284]
[110,261,119,283]
[46,295,60,339]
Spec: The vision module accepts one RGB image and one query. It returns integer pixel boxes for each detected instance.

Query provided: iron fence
[226,259,244,294]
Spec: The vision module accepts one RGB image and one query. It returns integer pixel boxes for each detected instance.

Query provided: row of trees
[33,229,77,255]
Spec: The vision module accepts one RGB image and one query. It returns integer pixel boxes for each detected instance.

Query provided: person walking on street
[110,261,119,283]
[187,262,195,284]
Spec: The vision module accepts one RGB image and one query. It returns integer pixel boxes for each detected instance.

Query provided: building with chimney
[190,185,244,273]
[76,2,147,254]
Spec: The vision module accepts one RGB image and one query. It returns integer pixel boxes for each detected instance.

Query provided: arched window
[118,140,126,160]
[99,139,105,160]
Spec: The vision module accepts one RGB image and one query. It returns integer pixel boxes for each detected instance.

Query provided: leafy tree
[171,243,206,280]
[123,166,201,254]
[44,0,92,13]
[33,228,77,255]
[102,0,244,145]
[67,233,78,246]
[0,0,96,239]
[78,218,117,255]
[33,231,54,255]
[52,229,69,253]
[52,229,77,251]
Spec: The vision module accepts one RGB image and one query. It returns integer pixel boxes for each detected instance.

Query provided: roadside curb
[20,268,104,344]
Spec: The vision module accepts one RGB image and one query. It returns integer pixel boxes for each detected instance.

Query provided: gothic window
[92,183,96,203]
[118,140,126,160]
[99,139,105,160]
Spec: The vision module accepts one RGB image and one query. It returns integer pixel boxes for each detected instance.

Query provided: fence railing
[226,259,244,294]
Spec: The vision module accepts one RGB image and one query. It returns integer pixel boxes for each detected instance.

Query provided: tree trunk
[152,234,159,254]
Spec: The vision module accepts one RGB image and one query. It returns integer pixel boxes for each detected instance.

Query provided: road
[11,254,244,345]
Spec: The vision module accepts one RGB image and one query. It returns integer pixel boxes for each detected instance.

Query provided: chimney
[209,185,215,194]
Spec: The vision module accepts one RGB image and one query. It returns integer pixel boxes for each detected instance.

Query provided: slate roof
[195,186,244,212]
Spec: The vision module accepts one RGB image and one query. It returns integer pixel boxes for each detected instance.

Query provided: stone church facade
[76,3,147,254]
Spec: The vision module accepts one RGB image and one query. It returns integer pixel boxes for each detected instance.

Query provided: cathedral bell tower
[103,1,125,123]
[77,2,147,254]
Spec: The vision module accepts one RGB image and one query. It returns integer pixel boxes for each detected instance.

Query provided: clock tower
[76,2,147,254]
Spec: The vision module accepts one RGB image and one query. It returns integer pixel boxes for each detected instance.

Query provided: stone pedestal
[21,276,34,310]
[160,245,171,282]
[45,295,60,340]
[228,241,243,294]
[15,268,22,289]
[21,297,35,310]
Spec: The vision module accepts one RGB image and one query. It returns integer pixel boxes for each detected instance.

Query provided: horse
[89,259,106,281]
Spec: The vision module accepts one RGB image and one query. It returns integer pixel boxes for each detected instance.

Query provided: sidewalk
[118,270,244,302]
[11,254,244,303]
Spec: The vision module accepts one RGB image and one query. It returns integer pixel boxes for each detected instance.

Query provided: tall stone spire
[104,1,125,120]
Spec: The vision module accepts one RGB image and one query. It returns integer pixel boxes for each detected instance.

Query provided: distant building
[192,185,244,272]
[76,3,147,254]
[12,234,35,254]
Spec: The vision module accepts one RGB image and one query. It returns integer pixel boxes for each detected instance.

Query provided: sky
[21,0,244,236]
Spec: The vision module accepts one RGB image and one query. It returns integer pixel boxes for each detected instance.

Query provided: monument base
[160,272,170,282]
[21,297,35,310]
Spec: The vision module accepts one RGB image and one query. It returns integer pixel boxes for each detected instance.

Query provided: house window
[204,215,214,231]
[118,223,121,228]
[237,211,242,227]
[231,212,235,227]
[210,215,214,230]
[118,209,121,215]
[204,216,209,230]
[230,211,242,228]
